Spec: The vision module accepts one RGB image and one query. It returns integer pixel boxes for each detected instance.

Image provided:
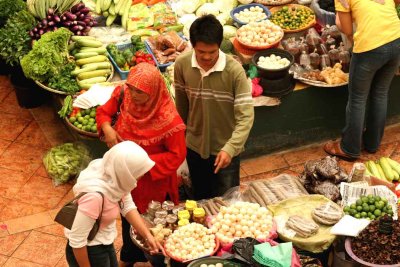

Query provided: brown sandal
[323,141,358,161]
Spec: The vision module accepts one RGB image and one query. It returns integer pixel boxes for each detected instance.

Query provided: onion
[53,15,61,23]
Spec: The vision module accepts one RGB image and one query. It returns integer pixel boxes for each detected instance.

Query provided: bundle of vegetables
[21,27,72,82]
[43,142,91,185]
[0,10,36,66]
[48,62,80,94]
[58,95,73,119]
[365,157,400,182]
[106,35,152,71]
[29,2,95,40]
[0,0,27,27]
[69,35,113,90]
[27,0,80,19]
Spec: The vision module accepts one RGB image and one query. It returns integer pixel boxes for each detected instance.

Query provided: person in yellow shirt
[324,0,400,160]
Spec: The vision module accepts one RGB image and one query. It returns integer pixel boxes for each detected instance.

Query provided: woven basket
[270,4,317,33]
[254,0,294,6]
[64,117,99,138]
[36,63,114,95]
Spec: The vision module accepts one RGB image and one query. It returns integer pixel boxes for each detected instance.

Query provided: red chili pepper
[146,59,155,65]
[135,51,145,58]
[136,57,146,64]
[145,54,153,61]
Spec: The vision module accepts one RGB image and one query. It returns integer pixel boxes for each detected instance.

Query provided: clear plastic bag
[43,142,92,186]
[245,174,309,207]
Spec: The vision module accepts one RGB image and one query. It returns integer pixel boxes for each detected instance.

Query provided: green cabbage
[223,25,237,40]
[195,3,220,17]
[182,0,205,14]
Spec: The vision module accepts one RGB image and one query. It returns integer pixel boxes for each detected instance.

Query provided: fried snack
[286,215,319,238]
[320,63,348,85]
[312,202,343,225]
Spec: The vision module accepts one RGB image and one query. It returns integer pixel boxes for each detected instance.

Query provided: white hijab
[73,141,155,202]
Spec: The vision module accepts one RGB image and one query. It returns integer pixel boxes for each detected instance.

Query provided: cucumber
[78,82,98,90]
[71,35,97,42]
[379,157,394,181]
[387,157,400,175]
[77,69,111,80]
[82,62,112,69]
[76,55,108,66]
[376,163,387,181]
[71,65,98,76]
[78,76,107,84]
[76,39,104,48]
[79,47,107,54]
[368,160,382,179]
[74,52,99,59]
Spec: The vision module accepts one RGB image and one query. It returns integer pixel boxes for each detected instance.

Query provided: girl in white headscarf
[65,141,163,267]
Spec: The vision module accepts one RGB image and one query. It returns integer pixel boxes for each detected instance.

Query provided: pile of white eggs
[257,54,291,69]
[210,201,274,244]
[234,6,267,24]
[164,223,216,261]
[237,20,283,47]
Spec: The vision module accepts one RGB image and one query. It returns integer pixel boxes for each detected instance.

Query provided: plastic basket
[107,42,138,80]
[230,3,272,27]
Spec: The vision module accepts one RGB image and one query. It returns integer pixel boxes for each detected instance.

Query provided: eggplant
[84,26,91,32]
[83,18,91,24]
[76,31,82,36]
[71,25,84,32]
[37,22,43,28]
[47,15,52,20]
[53,15,61,23]
[63,21,72,27]
[78,13,85,20]
[64,12,77,20]
[29,31,34,37]
[48,21,55,27]
[77,21,86,27]
[39,29,44,35]
[61,15,67,21]
[80,7,90,15]
[33,27,38,33]
[41,19,48,26]
[35,33,41,39]
[88,21,93,27]
[73,2,85,12]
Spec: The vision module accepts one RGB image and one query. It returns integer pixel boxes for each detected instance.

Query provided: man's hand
[214,151,232,174]
[102,124,123,148]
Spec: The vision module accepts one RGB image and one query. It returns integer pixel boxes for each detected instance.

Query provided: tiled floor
[0,74,399,266]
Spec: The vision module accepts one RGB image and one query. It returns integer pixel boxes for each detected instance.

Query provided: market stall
[1,0,400,266]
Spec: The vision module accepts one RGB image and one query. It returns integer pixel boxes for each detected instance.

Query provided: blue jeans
[341,38,400,157]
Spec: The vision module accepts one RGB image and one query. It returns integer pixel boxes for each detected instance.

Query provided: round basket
[35,62,114,95]
[254,0,294,6]
[235,31,283,51]
[165,238,220,263]
[188,257,241,267]
[64,117,99,138]
[252,48,295,80]
[270,4,317,33]
[345,238,400,267]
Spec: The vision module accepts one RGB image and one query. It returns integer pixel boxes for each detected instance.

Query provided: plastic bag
[231,238,301,267]
[43,142,91,186]
[244,174,309,207]
[153,12,177,29]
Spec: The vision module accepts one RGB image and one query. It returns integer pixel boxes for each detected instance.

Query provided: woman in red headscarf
[96,63,186,267]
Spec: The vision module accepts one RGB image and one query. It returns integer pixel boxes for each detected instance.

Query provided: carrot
[132,0,142,4]
[146,0,164,5]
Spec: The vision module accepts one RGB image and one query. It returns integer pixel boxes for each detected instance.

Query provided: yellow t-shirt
[335,0,400,53]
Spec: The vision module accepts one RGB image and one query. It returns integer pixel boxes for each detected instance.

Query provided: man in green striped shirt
[174,15,254,200]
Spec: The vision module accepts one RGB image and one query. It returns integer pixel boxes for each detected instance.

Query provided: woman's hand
[102,123,123,148]
[145,234,166,256]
